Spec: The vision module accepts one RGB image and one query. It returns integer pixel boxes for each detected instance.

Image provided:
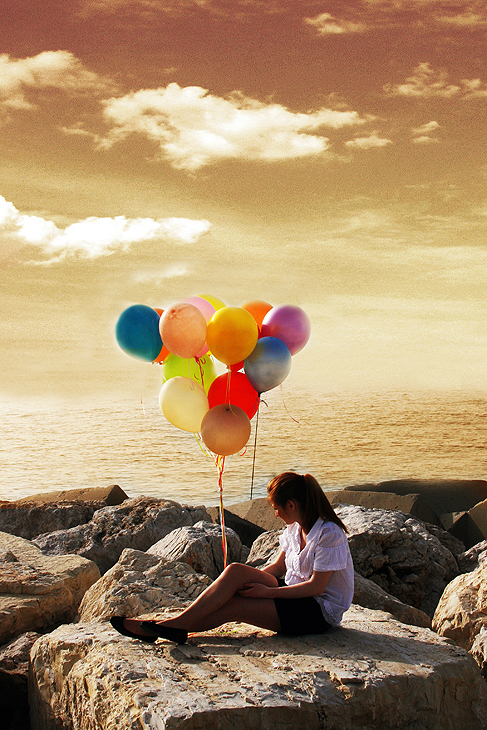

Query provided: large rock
[0,631,41,730]
[246,529,431,629]
[29,607,487,730]
[334,504,459,617]
[344,479,487,529]
[0,531,100,645]
[0,500,105,541]
[227,497,283,532]
[33,497,210,574]
[457,540,487,573]
[449,498,487,549]
[78,548,212,622]
[148,521,245,580]
[206,506,265,547]
[328,489,442,526]
[15,484,128,505]
[432,561,487,651]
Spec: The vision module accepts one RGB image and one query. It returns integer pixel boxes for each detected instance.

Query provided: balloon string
[217,455,228,568]
[250,402,259,500]
[279,384,300,424]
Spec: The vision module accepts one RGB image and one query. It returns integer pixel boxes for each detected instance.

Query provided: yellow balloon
[159,377,209,432]
[198,294,226,311]
[201,404,251,455]
[206,306,258,366]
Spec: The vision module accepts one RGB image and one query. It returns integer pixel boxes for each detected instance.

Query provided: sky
[2,0,487,400]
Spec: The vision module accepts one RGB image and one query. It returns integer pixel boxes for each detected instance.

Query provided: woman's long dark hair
[267,472,348,535]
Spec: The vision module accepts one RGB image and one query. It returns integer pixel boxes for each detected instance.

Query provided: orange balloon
[160,302,207,359]
[153,309,170,363]
[201,404,251,455]
[242,300,273,330]
[206,306,258,366]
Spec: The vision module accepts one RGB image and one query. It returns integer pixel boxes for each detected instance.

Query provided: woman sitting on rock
[110,472,354,644]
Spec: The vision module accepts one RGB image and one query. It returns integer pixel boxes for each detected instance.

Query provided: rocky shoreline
[2,479,487,729]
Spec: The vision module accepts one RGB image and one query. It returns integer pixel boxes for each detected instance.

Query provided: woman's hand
[237,582,274,599]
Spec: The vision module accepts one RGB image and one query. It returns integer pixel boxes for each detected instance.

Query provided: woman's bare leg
[124,563,279,635]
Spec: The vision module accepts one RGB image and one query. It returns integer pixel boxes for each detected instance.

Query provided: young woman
[110,472,354,644]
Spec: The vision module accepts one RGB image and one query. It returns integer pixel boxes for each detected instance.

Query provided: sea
[0,388,486,508]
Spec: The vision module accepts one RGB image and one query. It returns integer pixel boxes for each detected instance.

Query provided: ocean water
[0,389,486,508]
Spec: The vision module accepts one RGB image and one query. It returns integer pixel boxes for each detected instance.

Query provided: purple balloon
[261,305,310,355]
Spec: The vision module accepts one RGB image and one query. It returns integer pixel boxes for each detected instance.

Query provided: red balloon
[208,372,260,419]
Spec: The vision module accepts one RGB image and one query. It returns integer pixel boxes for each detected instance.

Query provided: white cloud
[304,12,367,35]
[133,265,189,284]
[0,195,211,264]
[98,83,370,170]
[411,120,440,144]
[345,132,392,149]
[384,62,487,99]
[0,51,114,117]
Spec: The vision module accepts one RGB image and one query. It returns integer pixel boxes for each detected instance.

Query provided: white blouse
[279,517,354,626]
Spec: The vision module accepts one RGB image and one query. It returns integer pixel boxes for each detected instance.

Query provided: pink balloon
[185,296,216,323]
[185,296,215,357]
[201,404,251,456]
[160,302,207,359]
[261,305,311,355]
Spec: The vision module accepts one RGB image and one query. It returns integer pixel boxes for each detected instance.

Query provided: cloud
[304,12,368,35]
[411,120,440,144]
[345,132,393,149]
[0,51,114,118]
[384,62,487,98]
[0,195,211,264]
[98,83,370,170]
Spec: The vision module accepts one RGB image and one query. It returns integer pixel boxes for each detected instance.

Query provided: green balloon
[161,354,217,394]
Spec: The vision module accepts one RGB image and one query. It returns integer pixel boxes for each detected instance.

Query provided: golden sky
[1,0,487,398]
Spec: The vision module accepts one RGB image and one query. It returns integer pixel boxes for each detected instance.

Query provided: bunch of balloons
[115,295,311,458]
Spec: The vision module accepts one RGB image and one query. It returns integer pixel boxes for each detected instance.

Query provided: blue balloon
[115,304,163,362]
[244,337,292,393]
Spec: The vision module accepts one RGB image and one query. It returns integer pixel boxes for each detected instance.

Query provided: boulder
[29,607,487,730]
[432,561,487,651]
[457,540,487,573]
[0,531,100,645]
[0,500,105,541]
[33,497,211,574]
[449,499,487,549]
[15,484,129,505]
[78,548,212,623]
[148,521,246,580]
[226,497,283,532]
[206,506,264,547]
[344,479,487,529]
[334,504,459,617]
[246,529,431,629]
[327,490,442,526]
[0,631,41,730]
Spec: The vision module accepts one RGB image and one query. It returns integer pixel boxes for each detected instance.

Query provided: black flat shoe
[110,616,158,643]
[140,621,188,644]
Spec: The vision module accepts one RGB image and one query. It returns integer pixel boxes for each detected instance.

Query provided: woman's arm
[239,570,332,599]
[259,550,286,578]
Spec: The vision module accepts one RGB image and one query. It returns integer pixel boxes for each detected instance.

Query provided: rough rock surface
[78,548,212,622]
[29,606,487,730]
[147,520,245,580]
[334,504,459,616]
[0,631,41,730]
[0,500,105,540]
[457,540,487,573]
[432,561,487,651]
[33,497,210,574]
[0,531,100,645]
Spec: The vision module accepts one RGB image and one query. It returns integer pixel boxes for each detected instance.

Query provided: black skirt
[273,579,333,636]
